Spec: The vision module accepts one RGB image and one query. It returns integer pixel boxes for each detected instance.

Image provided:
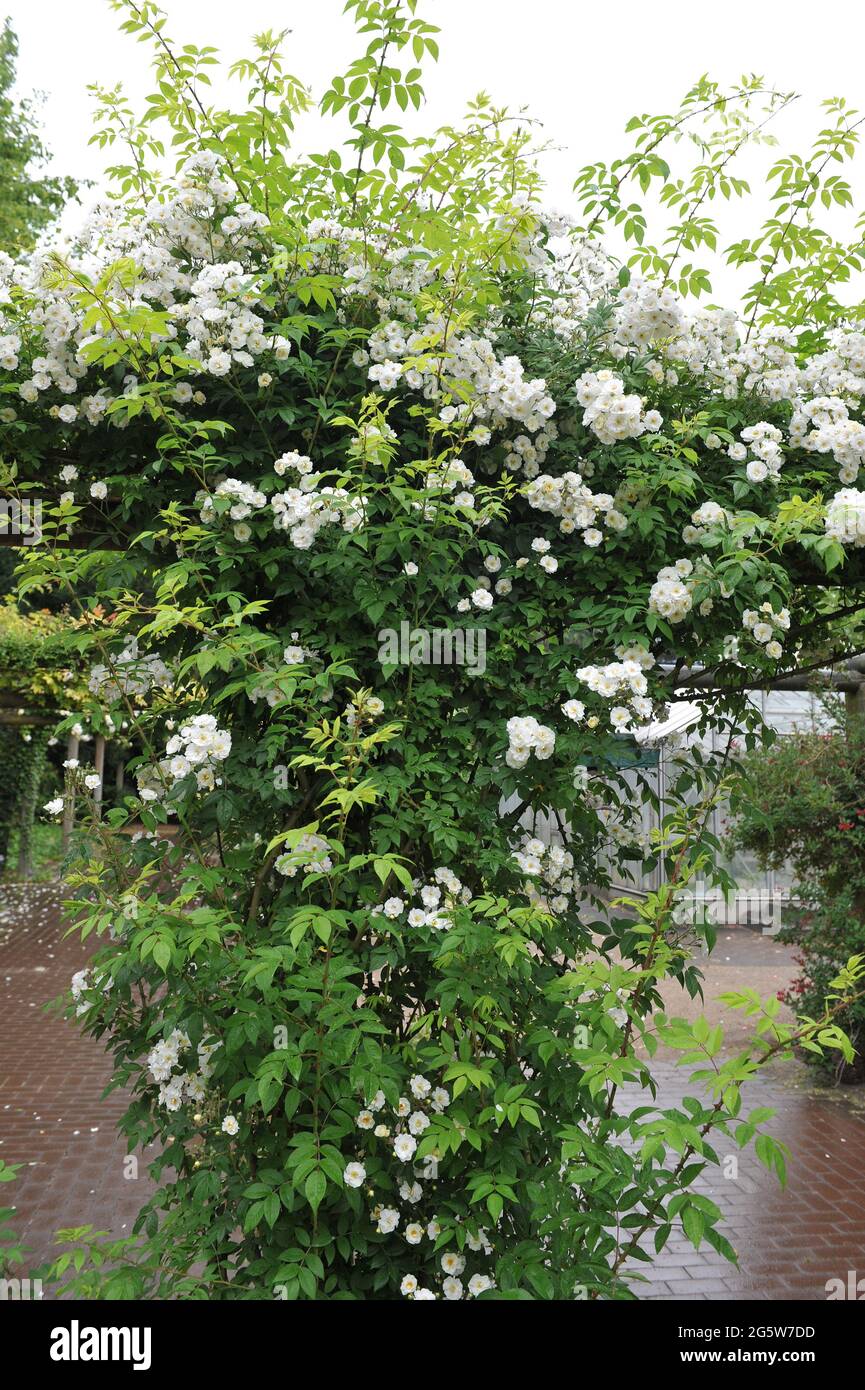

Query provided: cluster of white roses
[512,836,576,914]
[182,263,285,379]
[789,396,865,485]
[573,646,655,730]
[575,369,663,446]
[310,201,602,397]
[662,306,740,376]
[344,1078,496,1300]
[69,965,111,1016]
[414,457,478,522]
[88,639,173,704]
[711,325,800,403]
[682,499,731,547]
[651,551,735,626]
[272,449,313,478]
[43,760,103,817]
[611,296,738,378]
[275,833,333,878]
[370,866,470,933]
[798,328,865,400]
[505,715,556,769]
[0,323,20,372]
[523,231,615,344]
[648,558,696,624]
[459,539,565,613]
[197,452,367,552]
[594,276,865,483]
[741,603,791,661]
[367,313,556,439]
[502,424,558,479]
[604,301,828,407]
[303,215,438,319]
[457,551,509,610]
[825,488,865,548]
[611,278,688,350]
[727,421,785,485]
[8,134,865,542]
[146,1029,221,1113]
[135,714,231,801]
[525,469,627,545]
[0,150,291,454]
[70,968,91,1016]
[594,798,650,853]
[249,634,322,707]
[164,714,231,788]
[199,478,268,543]
[399,1258,495,1301]
[271,476,366,550]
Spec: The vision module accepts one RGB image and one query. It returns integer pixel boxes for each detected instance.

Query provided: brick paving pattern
[1,886,863,1298]
[622,1061,865,1299]
[0,883,153,1276]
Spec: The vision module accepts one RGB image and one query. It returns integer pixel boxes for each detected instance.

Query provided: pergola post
[93,733,106,812]
[61,732,79,853]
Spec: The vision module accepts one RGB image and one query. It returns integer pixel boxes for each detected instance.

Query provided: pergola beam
[672,655,865,696]
[0,711,59,726]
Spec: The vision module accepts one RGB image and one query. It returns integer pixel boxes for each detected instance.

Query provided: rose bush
[1,0,864,1299]
[729,712,865,1083]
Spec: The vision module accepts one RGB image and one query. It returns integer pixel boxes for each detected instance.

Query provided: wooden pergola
[671,653,865,720]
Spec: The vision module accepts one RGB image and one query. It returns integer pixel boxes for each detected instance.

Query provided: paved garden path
[626,928,865,1298]
[622,1058,865,1299]
[1,888,863,1298]
[0,883,154,1276]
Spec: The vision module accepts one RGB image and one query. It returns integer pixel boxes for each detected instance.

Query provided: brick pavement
[621,1061,865,1299]
[1,885,863,1299]
[0,882,154,1277]
[621,925,865,1299]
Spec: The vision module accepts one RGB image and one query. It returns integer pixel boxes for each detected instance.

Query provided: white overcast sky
[6,0,865,306]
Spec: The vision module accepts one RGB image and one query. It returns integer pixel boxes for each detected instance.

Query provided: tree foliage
[0,19,78,253]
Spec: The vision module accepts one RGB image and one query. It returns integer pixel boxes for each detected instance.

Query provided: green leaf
[305,1169,327,1216]
[682,1204,704,1249]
